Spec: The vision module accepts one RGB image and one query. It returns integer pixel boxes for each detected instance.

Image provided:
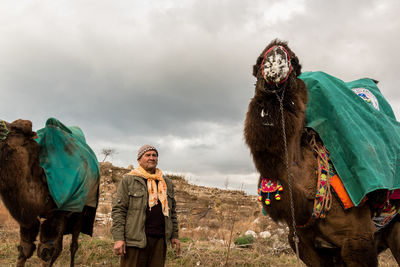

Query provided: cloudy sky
[1,0,400,194]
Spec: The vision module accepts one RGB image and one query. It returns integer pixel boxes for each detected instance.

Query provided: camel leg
[315,248,344,267]
[16,219,40,267]
[341,236,377,267]
[37,211,68,266]
[381,220,400,264]
[39,239,64,267]
[288,230,326,267]
[69,220,82,267]
[69,231,79,267]
[47,236,63,267]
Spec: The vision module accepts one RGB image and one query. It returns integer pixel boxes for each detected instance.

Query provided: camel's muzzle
[262,45,292,85]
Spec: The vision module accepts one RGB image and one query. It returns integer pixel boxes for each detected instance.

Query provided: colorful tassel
[257,177,283,206]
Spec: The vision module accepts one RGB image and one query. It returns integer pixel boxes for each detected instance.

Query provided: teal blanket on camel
[35,118,100,212]
[299,71,400,206]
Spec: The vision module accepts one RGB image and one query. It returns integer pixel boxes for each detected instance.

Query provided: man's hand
[114,240,126,255]
[171,238,181,255]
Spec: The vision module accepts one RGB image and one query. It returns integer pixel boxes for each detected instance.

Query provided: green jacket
[111,174,179,248]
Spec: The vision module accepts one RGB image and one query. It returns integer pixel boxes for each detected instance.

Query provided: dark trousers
[120,236,166,267]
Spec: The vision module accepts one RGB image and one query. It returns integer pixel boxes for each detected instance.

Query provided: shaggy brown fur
[244,39,400,266]
[0,119,98,267]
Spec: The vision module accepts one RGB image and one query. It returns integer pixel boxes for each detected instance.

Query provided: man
[111,145,180,267]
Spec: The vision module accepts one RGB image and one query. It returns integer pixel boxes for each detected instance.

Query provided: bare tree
[239,181,244,192]
[101,148,116,162]
[224,177,230,190]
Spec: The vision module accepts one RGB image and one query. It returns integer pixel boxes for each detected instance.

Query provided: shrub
[164,174,185,181]
[234,235,255,248]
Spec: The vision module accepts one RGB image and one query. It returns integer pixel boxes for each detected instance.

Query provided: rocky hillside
[96,162,289,249]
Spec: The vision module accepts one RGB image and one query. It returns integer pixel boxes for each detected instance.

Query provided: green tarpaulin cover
[299,71,400,206]
[35,118,100,212]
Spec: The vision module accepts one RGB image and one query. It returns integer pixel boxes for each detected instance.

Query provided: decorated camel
[0,119,99,267]
[244,39,400,266]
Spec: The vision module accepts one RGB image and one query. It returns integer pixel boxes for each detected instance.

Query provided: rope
[274,89,301,267]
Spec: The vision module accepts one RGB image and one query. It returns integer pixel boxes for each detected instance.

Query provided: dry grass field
[0,163,397,266]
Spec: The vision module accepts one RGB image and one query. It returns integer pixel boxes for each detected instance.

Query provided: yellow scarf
[128,165,169,216]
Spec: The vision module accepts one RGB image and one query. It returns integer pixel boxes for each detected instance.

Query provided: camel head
[0,119,38,150]
[253,39,302,94]
[0,119,43,206]
[9,120,34,135]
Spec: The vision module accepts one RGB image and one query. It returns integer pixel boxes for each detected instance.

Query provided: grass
[0,234,118,267]
[0,216,302,267]
[1,227,397,267]
[1,218,397,267]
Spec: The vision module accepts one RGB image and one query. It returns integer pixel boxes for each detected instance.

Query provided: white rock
[259,231,272,239]
[194,226,208,231]
[252,218,259,224]
[277,228,285,235]
[245,230,257,238]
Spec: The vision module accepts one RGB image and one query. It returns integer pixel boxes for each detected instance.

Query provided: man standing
[112,145,180,267]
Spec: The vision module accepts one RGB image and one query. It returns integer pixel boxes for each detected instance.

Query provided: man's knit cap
[137,144,158,160]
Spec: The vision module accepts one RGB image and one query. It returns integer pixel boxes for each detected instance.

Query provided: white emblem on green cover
[352,88,380,111]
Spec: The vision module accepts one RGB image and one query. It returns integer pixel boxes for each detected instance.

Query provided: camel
[0,119,98,267]
[244,39,400,266]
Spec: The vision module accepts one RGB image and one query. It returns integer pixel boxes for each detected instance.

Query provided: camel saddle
[35,118,100,212]
[300,71,400,206]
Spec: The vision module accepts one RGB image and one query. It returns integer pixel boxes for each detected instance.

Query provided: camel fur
[244,39,400,266]
[0,119,98,267]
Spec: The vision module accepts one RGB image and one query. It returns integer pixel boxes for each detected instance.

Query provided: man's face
[138,150,158,172]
